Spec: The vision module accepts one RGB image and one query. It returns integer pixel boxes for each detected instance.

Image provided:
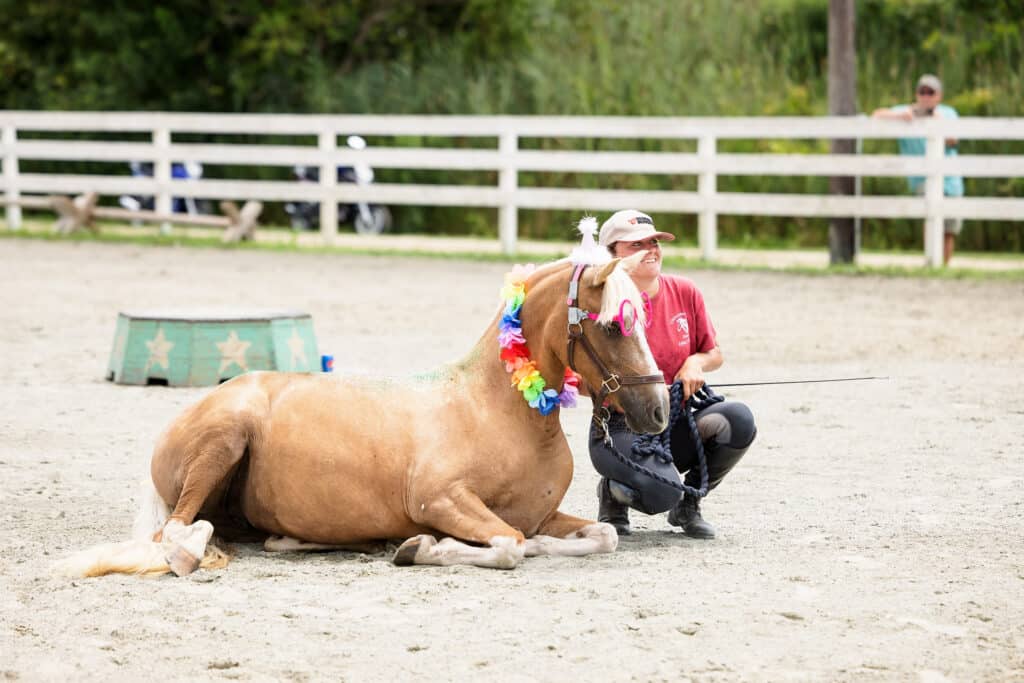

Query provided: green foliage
[0,0,1021,250]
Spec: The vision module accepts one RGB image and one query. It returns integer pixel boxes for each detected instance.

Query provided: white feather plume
[569,216,611,265]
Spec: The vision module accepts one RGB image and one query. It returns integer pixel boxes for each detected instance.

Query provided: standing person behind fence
[590,210,757,539]
[871,74,965,266]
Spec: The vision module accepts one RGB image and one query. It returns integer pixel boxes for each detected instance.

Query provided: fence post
[698,134,717,261]
[854,113,865,256]
[153,127,172,235]
[499,131,518,255]
[3,125,22,230]
[924,131,944,267]
[319,129,338,243]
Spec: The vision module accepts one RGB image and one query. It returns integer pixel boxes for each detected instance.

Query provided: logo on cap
[629,216,654,226]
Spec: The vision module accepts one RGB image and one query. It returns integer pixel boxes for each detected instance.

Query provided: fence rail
[2,111,1023,265]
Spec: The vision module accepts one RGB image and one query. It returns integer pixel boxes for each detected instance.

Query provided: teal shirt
[891,103,965,197]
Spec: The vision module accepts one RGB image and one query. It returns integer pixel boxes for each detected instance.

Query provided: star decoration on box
[216,330,251,374]
[144,329,174,372]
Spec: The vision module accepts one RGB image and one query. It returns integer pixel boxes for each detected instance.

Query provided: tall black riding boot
[667,494,715,539]
[597,478,631,536]
[668,401,757,539]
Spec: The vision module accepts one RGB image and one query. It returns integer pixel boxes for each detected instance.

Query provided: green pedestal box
[106,309,320,386]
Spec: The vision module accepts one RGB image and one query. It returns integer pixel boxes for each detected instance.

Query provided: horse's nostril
[653,405,666,426]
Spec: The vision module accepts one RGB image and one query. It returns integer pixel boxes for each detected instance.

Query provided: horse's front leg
[523,510,619,558]
[393,486,525,569]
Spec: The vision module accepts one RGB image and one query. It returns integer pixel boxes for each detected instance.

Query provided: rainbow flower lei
[499,264,581,416]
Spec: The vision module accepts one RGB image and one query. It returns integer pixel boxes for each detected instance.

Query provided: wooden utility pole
[828,0,857,265]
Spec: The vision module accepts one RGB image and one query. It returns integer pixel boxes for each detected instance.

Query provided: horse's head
[563,252,669,434]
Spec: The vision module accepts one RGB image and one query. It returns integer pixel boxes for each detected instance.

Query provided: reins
[602,381,720,500]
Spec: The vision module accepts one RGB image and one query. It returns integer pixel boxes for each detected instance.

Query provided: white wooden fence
[2,111,1023,266]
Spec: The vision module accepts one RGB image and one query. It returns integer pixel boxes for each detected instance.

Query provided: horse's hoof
[165,545,201,577]
[393,534,436,566]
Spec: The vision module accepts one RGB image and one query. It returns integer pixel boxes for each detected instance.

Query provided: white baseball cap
[917,74,942,93]
[598,209,675,247]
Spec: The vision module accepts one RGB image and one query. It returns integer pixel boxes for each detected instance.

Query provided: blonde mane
[594,252,649,331]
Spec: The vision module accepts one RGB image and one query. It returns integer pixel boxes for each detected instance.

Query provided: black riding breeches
[670,400,757,493]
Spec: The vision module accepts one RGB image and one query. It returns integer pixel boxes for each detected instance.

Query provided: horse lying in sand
[56,243,668,577]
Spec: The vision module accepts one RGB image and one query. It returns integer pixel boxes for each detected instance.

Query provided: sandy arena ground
[1,238,1022,682]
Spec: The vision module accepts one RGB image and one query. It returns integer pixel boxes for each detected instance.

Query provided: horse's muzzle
[619,385,670,435]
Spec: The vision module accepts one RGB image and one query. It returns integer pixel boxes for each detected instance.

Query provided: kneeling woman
[591,210,757,538]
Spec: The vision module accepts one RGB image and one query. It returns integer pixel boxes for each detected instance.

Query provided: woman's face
[613,237,662,280]
[915,85,941,110]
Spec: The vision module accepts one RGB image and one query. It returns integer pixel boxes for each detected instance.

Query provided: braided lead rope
[597,382,722,499]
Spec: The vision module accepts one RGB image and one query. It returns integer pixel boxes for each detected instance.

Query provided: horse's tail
[52,478,230,578]
[130,475,172,540]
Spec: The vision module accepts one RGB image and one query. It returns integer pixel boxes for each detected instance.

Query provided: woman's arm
[872,107,913,122]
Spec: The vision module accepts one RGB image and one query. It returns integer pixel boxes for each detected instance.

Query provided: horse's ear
[593,258,621,286]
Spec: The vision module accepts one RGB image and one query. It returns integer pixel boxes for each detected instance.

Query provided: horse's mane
[593,252,649,331]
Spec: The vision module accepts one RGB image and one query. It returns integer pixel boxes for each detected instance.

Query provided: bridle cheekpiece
[565,263,664,413]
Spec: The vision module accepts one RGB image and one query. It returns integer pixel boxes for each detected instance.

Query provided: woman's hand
[674,356,706,402]
[673,346,723,401]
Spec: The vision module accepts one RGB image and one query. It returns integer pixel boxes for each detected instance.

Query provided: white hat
[917,74,942,92]
[598,209,675,247]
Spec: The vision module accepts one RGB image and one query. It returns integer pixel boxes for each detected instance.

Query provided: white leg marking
[161,520,214,576]
[410,535,524,569]
[524,522,619,557]
[162,520,214,558]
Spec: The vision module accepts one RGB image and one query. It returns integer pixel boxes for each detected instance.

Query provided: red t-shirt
[645,275,717,384]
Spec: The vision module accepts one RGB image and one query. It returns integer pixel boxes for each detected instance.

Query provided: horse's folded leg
[392,534,438,566]
[523,535,558,557]
[569,522,619,553]
[161,520,213,577]
[393,535,524,569]
[525,522,618,557]
[486,536,525,569]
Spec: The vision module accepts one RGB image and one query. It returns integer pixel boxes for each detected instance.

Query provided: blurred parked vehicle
[284,135,392,235]
[118,161,213,215]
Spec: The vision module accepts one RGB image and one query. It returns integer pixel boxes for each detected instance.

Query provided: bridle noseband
[565,264,664,413]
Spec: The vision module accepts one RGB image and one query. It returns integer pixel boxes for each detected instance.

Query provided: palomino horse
[56,244,668,577]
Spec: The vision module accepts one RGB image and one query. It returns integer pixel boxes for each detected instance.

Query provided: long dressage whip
[710,376,889,388]
[595,376,890,505]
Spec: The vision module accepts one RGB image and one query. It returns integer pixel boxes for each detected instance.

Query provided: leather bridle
[565,264,664,414]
